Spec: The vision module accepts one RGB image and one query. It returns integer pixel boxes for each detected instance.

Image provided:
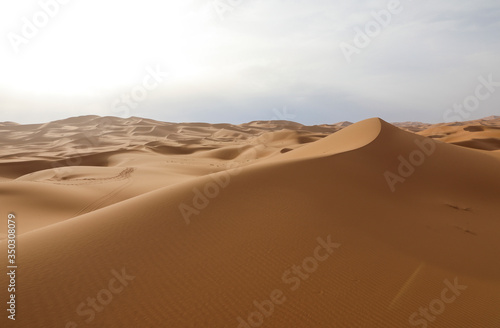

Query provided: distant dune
[1,116,499,327]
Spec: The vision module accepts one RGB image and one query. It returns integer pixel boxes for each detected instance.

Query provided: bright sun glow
[1,0,215,96]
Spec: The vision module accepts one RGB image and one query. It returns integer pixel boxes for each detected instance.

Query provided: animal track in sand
[73,168,135,216]
[47,167,135,185]
[445,204,472,212]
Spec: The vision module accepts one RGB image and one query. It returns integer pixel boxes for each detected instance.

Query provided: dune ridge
[1,116,500,327]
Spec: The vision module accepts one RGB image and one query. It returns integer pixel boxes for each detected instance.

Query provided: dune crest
[273,117,382,161]
[1,116,500,328]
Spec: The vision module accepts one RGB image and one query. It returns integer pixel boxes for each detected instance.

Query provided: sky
[0,0,499,125]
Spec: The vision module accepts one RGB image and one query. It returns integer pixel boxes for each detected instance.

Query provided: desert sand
[1,115,500,327]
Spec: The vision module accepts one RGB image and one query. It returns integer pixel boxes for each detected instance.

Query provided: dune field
[1,115,500,328]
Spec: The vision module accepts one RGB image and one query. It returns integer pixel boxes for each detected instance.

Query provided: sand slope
[1,117,500,327]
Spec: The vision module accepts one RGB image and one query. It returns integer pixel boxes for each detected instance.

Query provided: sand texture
[1,116,500,327]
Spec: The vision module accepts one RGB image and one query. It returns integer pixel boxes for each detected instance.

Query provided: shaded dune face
[0,116,500,328]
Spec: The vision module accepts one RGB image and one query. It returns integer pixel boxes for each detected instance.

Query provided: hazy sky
[0,0,499,124]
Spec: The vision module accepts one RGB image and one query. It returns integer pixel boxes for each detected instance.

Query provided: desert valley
[1,115,499,327]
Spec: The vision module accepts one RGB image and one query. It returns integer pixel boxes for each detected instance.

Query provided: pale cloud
[0,0,498,124]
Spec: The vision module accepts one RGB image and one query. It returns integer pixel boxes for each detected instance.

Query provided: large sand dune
[1,116,500,327]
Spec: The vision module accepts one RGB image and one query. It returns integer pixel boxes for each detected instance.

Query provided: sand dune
[418,123,500,151]
[1,116,500,327]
